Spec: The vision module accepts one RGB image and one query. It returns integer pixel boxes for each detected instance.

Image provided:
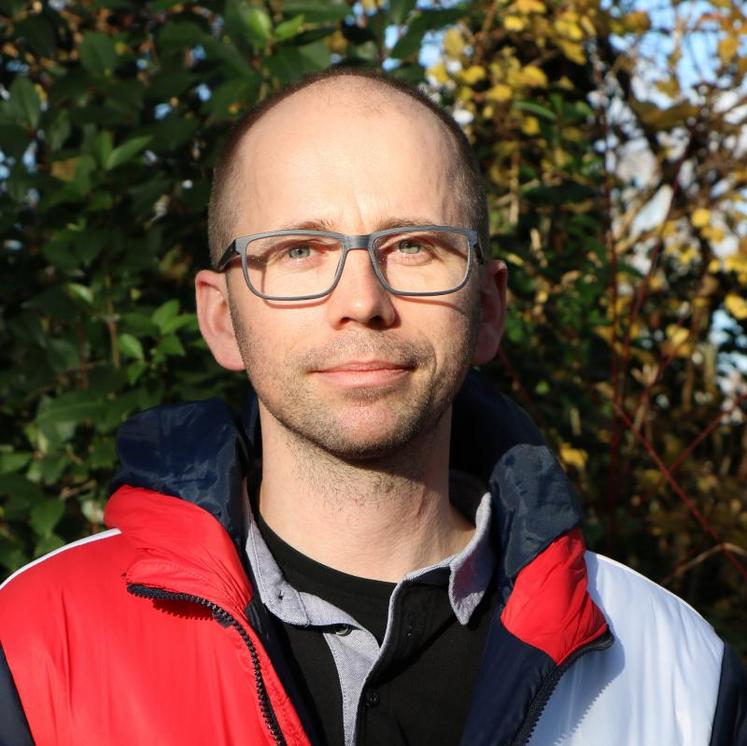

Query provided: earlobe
[195,270,246,371]
[473,260,507,365]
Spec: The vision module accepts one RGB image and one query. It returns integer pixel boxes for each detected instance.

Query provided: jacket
[1,372,745,745]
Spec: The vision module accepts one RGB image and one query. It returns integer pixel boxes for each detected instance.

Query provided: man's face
[208,83,491,461]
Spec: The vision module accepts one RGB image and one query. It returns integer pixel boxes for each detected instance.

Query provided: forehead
[231,80,462,233]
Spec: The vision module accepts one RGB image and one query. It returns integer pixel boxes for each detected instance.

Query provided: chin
[290,407,441,464]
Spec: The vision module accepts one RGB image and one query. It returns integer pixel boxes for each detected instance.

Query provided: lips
[311,360,413,388]
[317,360,411,372]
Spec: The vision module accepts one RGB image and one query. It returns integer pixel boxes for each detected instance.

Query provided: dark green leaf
[0,475,46,510]
[91,130,114,167]
[118,333,145,360]
[202,37,255,76]
[79,32,118,77]
[0,124,30,159]
[47,111,72,150]
[152,299,180,332]
[66,283,94,305]
[390,0,417,25]
[25,286,77,320]
[36,392,108,429]
[0,538,27,574]
[34,534,65,557]
[105,135,152,170]
[156,334,185,357]
[15,15,56,57]
[514,100,557,121]
[7,77,41,128]
[225,0,272,47]
[281,0,350,23]
[158,20,208,51]
[0,451,32,475]
[148,69,195,100]
[46,338,80,373]
[265,42,330,83]
[126,360,148,385]
[275,14,306,43]
[149,114,200,150]
[298,40,330,69]
[128,179,171,218]
[89,438,117,469]
[205,78,258,118]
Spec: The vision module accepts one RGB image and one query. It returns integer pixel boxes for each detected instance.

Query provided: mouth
[311,360,414,388]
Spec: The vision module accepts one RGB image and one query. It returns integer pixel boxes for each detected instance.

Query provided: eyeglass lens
[243,229,470,298]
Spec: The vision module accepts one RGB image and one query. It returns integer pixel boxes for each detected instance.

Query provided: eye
[396,238,425,254]
[286,243,312,259]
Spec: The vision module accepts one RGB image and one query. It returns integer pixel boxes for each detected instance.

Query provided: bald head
[207,70,488,267]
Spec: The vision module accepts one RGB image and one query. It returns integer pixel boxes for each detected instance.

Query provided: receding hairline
[233,75,464,202]
[208,70,486,267]
[252,75,458,131]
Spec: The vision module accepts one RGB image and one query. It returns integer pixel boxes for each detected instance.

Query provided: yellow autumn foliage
[460,65,487,85]
[691,208,711,228]
[559,443,588,470]
[557,40,586,65]
[427,62,449,85]
[514,0,545,14]
[443,27,466,58]
[518,65,548,88]
[719,36,739,66]
[724,293,747,320]
[521,116,541,135]
[486,83,513,102]
[504,15,526,32]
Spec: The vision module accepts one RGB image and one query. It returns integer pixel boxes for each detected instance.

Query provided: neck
[257,405,474,582]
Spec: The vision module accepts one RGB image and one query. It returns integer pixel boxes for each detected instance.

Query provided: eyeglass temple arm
[216,241,239,271]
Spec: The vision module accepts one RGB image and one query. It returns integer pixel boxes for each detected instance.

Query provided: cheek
[229,300,311,383]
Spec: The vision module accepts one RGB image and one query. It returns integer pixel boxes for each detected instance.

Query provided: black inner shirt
[258,512,395,643]
[257,511,497,746]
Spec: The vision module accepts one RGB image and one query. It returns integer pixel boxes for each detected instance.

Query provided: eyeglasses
[217,225,483,301]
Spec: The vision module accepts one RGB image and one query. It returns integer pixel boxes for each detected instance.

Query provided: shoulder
[0,529,126,611]
[528,551,726,746]
[586,551,723,657]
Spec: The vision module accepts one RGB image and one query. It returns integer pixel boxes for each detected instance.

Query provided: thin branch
[661,543,747,586]
[667,391,747,477]
[613,401,747,584]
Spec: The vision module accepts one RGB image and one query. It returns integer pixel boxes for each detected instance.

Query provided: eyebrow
[273,216,443,233]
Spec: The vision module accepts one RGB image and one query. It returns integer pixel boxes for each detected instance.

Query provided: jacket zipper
[510,630,613,746]
[127,583,287,746]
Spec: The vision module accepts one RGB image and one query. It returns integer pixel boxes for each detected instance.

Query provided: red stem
[614,402,747,583]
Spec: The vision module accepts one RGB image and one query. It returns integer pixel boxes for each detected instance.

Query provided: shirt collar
[245,482,496,628]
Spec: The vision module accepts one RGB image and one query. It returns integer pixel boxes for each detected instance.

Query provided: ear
[473,259,507,365]
[195,269,246,371]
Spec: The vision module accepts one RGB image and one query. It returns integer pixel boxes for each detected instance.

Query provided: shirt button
[364,689,380,707]
[334,624,352,636]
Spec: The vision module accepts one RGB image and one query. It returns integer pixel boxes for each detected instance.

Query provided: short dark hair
[207,68,488,268]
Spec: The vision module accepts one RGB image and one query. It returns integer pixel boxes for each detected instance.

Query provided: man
[0,69,744,745]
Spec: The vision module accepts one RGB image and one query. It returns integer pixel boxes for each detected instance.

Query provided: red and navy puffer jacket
[1,373,744,745]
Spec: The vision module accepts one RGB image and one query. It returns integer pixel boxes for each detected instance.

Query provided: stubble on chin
[227,287,481,463]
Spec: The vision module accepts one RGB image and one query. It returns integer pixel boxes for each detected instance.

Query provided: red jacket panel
[0,486,309,746]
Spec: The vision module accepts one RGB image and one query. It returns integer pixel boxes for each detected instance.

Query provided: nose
[325,247,397,329]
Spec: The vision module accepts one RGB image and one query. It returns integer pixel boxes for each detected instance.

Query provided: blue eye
[287,244,312,259]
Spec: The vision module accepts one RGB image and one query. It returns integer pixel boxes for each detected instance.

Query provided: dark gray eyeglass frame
[217,224,484,301]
